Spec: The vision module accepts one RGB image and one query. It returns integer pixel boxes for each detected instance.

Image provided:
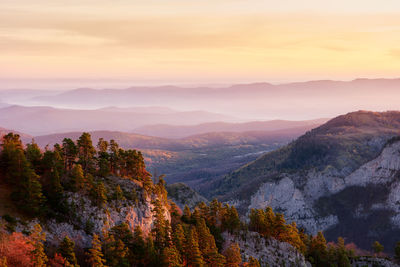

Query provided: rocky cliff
[218,111,400,251]
[15,176,170,249]
[223,232,311,267]
[249,139,400,249]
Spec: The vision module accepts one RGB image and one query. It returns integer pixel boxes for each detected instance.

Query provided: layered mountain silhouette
[24,78,400,119]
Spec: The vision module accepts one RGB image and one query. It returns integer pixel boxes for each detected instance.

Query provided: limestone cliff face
[223,232,311,267]
[45,177,170,248]
[248,140,400,249]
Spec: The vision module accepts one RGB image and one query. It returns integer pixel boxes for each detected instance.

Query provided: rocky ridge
[249,138,400,250]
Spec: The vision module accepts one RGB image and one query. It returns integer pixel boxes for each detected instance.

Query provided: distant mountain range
[19,78,400,119]
[0,105,235,135]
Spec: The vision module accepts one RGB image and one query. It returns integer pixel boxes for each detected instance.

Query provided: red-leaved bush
[48,253,68,267]
[0,232,35,266]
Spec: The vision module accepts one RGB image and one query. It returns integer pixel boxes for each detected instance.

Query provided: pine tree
[58,236,78,266]
[91,181,107,207]
[184,227,204,267]
[109,140,119,175]
[69,164,85,192]
[169,202,181,227]
[152,199,169,250]
[162,245,183,267]
[144,236,157,266]
[182,205,192,223]
[109,223,134,246]
[103,232,129,267]
[97,138,110,177]
[25,140,42,174]
[0,133,45,215]
[222,205,240,233]
[309,232,328,266]
[77,133,95,177]
[62,138,77,171]
[132,226,146,266]
[336,237,350,267]
[196,218,224,266]
[86,234,106,267]
[29,224,48,267]
[224,243,241,267]
[172,224,186,255]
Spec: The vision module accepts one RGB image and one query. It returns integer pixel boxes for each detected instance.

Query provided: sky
[1,0,400,87]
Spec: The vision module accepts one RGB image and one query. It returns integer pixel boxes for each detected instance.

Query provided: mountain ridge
[214,110,400,251]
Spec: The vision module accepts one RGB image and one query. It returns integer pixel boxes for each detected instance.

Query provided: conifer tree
[86,234,106,267]
[62,138,77,171]
[58,236,78,266]
[152,199,169,250]
[103,232,129,267]
[162,245,183,267]
[222,205,240,233]
[224,243,241,267]
[97,138,110,177]
[184,227,204,267]
[25,140,42,173]
[0,133,45,215]
[29,224,48,267]
[144,236,157,267]
[109,140,119,175]
[172,224,186,255]
[336,237,350,267]
[91,181,107,207]
[77,133,96,177]
[169,202,181,226]
[309,232,328,266]
[182,205,192,223]
[196,218,224,266]
[69,164,85,192]
[132,226,146,266]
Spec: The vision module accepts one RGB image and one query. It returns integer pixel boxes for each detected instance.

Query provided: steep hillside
[215,111,400,251]
[213,111,400,200]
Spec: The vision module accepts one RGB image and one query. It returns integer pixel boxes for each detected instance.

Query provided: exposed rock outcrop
[44,176,170,248]
[249,140,400,250]
[223,231,311,267]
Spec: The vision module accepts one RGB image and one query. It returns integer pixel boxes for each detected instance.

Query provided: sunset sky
[1,0,400,87]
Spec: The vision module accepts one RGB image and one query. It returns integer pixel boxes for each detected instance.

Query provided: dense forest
[0,132,398,266]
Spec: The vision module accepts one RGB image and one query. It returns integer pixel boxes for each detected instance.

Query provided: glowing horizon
[1,0,400,85]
